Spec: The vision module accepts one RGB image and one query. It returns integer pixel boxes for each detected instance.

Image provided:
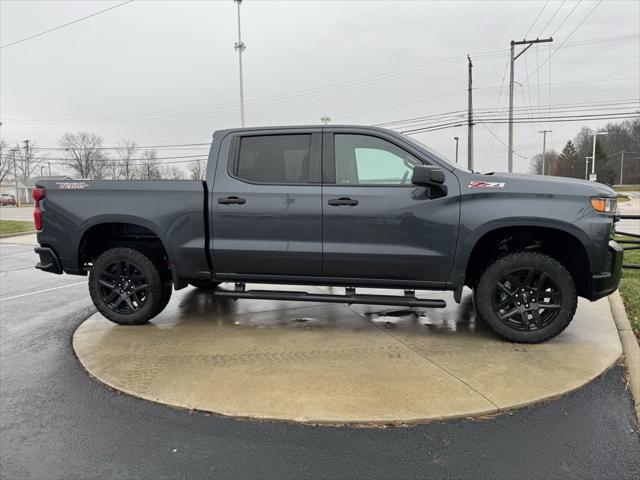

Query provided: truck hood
[480,172,616,197]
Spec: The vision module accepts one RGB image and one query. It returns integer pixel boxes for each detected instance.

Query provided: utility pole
[591,130,608,178]
[234,0,246,127]
[508,37,553,173]
[585,156,592,180]
[454,136,459,164]
[320,116,331,125]
[616,151,639,185]
[10,148,20,207]
[538,129,551,175]
[467,55,474,172]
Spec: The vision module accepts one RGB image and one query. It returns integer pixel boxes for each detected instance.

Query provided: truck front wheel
[89,247,168,325]
[474,252,578,343]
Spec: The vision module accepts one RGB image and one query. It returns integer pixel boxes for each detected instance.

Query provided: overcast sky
[1,0,638,175]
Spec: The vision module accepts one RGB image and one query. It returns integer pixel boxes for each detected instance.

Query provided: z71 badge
[468,181,505,189]
[56,182,89,189]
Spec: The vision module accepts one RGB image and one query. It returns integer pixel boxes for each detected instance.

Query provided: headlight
[590,196,617,213]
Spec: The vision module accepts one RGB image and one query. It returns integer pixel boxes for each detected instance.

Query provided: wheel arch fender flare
[75,214,177,272]
[452,217,593,280]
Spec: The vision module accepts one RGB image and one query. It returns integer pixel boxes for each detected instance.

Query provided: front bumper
[589,240,623,301]
[34,246,63,274]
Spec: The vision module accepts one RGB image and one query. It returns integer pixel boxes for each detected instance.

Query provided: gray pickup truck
[33,125,623,343]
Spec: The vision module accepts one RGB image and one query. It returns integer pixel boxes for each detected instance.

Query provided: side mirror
[411,165,445,187]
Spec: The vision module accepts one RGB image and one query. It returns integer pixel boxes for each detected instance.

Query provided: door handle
[218,196,246,205]
[328,197,359,206]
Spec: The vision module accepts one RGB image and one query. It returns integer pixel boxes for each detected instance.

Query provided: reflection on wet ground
[171,283,482,336]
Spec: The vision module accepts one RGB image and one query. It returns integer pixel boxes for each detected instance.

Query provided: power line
[395,111,639,135]
[524,1,550,37]
[370,99,639,128]
[0,1,135,49]
[526,0,604,82]
[538,0,566,35]
[31,142,210,151]
[550,0,583,36]
[476,118,529,160]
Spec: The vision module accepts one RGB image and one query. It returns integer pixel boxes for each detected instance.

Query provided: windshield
[400,134,470,173]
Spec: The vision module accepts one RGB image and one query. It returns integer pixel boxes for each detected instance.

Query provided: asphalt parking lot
[1,239,639,480]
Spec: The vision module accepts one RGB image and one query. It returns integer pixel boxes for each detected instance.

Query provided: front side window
[334,134,423,185]
[235,134,311,184]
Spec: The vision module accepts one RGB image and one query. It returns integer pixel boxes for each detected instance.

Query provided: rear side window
[235,134,311,184]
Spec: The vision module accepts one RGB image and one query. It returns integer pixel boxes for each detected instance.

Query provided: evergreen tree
[556,140,581,178]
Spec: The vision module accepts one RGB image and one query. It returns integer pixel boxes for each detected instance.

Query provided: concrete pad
[73,285,621,424]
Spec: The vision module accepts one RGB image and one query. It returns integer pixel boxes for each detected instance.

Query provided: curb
[609,291,640,420]
[0,230,36,239]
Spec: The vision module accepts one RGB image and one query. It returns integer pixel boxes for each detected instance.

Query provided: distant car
[0,194,17,206]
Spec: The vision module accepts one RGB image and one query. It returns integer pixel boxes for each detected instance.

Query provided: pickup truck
[33,125,623,343]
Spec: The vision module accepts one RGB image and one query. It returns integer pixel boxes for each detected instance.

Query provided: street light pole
[454,136,459,164]
[591,130,608,177]
[234,0,246,127]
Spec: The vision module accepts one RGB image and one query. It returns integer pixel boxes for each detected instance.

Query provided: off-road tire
[89,247,168,325]
[474,252,578,343]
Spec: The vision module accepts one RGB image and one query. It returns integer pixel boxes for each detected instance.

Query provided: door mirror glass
[411,165,445,187]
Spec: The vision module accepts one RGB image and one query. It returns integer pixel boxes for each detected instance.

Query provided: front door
[211,130,323,277]
[321,131,459,285]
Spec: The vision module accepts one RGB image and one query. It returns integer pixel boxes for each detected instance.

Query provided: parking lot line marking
[0,281,87,302]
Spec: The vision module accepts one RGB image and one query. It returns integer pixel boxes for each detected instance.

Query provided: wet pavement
[1,240,639,479]
[74,284,621,423]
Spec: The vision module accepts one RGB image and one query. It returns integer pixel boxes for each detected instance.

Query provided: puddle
[293,317,316,323]
[365,309,464,333]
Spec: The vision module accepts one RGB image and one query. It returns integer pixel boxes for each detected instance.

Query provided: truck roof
[212,124,394,136]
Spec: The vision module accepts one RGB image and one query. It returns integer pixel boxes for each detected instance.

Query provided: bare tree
[14,140,45,185]
[59,131,106,179]
[160,164,185,180]
[528,150,559,175]
[188,159,205,180]
[115,139,138,180]
[136,150,162,180]
[0,140,13,184]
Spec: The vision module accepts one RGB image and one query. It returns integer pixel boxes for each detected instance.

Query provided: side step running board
[212,287,446,308]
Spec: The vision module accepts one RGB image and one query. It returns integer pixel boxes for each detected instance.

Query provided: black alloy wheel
[475,252,577,343]
[99,260,149,314]
[492,267,562,332]
[89,247,169,325]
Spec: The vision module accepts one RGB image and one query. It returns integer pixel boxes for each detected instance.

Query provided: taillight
[32,187,46,231]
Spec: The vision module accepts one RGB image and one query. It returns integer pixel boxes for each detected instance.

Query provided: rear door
[321,129,459,285]
[210,129,323,277]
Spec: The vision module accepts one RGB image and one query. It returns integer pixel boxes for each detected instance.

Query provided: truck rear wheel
[474,252,577,343]
[89,247,168,325]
